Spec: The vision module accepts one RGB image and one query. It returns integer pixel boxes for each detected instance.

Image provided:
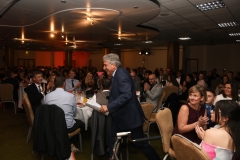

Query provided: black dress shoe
[17,108,26,113]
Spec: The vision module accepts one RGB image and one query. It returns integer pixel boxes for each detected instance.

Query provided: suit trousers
[67,119,85,144]
[109,121,160,160]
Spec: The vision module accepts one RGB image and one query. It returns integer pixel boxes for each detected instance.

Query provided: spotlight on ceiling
[50,33,54,38]
[61,35,64,38]
[179,37,191,40]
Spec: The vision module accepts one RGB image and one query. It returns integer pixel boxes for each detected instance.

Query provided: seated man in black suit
[24,71,45,115]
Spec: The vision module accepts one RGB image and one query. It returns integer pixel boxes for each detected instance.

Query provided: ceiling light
[229,33,240,36]
[134,6,138,9]
[61,35,64,38]
[236,40,240,42]
[61,0,66,3]
[146,52,148,55]
[196,0,226,11]
[86,17,91,21]
[144,41,152,43]
[179,37,191,40]
[114,44,122,46]
[139,51,141,54]
[50,33,54,38]
[218,22,239,27]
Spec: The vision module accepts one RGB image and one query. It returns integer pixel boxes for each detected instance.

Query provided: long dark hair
[222,82,238,101]
[168,74,179,87]
[214,100,240,159]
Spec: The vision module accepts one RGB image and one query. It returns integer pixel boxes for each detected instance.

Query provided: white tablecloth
[75,106,93,130]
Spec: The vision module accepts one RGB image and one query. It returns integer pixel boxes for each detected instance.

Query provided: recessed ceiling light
[229,33,240,36]
[218,22,239,27]
[144,41,152,43]
[134,6,138,9]
[236,40,240,42]
[196,0,226,11]
[179,37,191,40]
[114,44,122,46]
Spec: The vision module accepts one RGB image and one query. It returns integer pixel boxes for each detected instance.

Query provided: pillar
[65,50,72,67]
[167,42,179,72]
[4,47,14,67]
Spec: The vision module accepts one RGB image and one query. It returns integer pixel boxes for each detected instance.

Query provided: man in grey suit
[143,74,163,112]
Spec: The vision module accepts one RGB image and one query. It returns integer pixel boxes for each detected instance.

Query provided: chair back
[22,92,34,127]
[157,91,165,110]
[171,134,210,160]
[163,86,178,102]
[0,84,14,101]
[155,107,173,153]
[141,103,154,133]
[211,79,221,90]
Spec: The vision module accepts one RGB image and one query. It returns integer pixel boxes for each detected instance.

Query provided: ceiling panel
[161,0,192,9]
[172,6,200,15]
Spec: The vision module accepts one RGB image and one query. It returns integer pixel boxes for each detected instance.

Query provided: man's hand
[100,105,108,113]
[76,81,81,87]
[144,83,150,91]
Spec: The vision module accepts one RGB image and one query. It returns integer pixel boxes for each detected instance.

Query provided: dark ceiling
[0,0,239,51]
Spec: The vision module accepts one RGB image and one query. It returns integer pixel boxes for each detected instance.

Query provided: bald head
[149,74,157,85]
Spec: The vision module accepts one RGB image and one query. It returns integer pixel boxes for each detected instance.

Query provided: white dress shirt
[65,78,80,91]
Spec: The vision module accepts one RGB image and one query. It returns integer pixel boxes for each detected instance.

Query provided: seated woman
[179,74,196,101]
[195,100,240,160]
[173,85,208,144]
[46,75,56,93]
[82,72,98,98]
[213,82,238,105]
[215,75,229,95]
[166,74,179,88]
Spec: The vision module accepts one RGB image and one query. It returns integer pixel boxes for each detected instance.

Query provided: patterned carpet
[0,105,166,160]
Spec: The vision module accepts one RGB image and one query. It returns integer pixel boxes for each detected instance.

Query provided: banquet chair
[141,103,154,137]
[0,84,17,114]
[68,128,83,152]
[163,86,178,102]
[155,107,176,160]
[22,92,34,143]
[147,91,165,136]
[171,134,210,160]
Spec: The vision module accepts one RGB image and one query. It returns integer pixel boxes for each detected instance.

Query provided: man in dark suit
[1,70,19,102]
[24,71,45,115]
[100,53,160,160]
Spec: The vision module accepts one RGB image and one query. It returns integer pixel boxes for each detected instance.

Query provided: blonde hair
[188,85,206,104]
[85,72,95,88]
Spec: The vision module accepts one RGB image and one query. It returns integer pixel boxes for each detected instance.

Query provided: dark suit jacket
[1,78,19,101]
[24,83,43,114]
[108,67,144,130]
[33,105,71,159]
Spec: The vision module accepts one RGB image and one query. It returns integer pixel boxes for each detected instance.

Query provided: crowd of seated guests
[1,64,240,159]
